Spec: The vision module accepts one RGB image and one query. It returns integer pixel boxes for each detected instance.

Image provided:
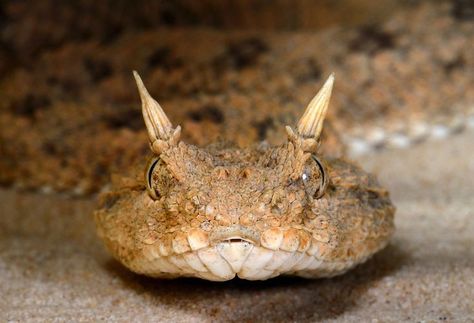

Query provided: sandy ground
[1,132,473,322]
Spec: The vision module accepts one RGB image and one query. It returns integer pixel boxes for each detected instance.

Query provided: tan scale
[94,72,395,281]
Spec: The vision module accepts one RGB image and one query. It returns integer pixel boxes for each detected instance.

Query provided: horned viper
[94,73,395,281]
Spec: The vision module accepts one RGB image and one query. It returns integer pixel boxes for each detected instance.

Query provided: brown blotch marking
[349,25,395,55]
[187,105,224,124]
[102,105,142,130]
[253,117,275,141]
[147,46,183,70]
[294,58,322,84]
[444,55,465,74]
[213,37,269,71]
[83,57,113,82]
[452,0,474,20]
[11,94,51,118]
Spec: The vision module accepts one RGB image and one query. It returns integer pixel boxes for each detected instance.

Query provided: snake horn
[296,74,335,140]
[133,71,177,143]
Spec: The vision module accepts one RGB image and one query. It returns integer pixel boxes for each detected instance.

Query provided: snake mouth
[209,225,260,246]
[220,237,255,244]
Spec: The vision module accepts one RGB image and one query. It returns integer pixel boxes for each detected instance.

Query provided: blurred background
[0,0,473,194]
[1,1,474,321]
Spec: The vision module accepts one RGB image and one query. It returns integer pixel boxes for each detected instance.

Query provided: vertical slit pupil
[311,155,327,198]
[147,158,161,193]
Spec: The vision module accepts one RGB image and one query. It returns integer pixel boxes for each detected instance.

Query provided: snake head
[94,72,393,281]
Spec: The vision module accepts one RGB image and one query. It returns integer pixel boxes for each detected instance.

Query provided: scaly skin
[94,74,395,281]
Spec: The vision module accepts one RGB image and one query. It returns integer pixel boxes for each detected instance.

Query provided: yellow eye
[302,155,329,199]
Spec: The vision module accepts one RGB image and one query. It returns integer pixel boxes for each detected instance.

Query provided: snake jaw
[129,229,371,281]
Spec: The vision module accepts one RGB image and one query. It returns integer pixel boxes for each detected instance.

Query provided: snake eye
[302,155,329,199]
[145,157,161,199]
[145,157,175,200]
